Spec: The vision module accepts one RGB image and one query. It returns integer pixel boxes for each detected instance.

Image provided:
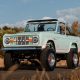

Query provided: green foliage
[0,37,2,48]
[0,26,24,47]
[1,26,24,35]
[0,38,2,42]
[0,37,2,43]
[3,26,9,30]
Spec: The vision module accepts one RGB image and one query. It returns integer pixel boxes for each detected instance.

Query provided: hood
[16,32,40,35]
[4,31,56,37]
[4,32,41,37]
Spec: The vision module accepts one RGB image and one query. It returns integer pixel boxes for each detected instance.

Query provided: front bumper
[1,46,42,51]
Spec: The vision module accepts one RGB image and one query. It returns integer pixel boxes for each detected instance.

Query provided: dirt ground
[0,57,67,68]
[0,58,4,68]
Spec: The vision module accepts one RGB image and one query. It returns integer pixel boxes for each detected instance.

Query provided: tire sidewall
[46,49,56,70]
[66,48,79,69]
[4,53,13,70]
[72,48,79,68]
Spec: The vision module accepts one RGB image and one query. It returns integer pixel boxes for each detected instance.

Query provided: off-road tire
[40,48,56,71]
[66,48,79,69]
[4,53,13,70]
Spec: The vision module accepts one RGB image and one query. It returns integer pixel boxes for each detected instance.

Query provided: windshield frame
[25,21,58,32]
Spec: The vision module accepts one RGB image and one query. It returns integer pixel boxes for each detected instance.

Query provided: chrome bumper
[2,46,42,51]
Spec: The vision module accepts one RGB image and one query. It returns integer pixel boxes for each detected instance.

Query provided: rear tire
[66,48,79,69]
[40,48,56,71]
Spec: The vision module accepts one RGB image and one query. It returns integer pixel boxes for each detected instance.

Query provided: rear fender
[68,42,77,53]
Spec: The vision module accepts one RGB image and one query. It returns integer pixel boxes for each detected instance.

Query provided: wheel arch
[72,43,78,48]
[47,40,56,51]
[69,43,78,52]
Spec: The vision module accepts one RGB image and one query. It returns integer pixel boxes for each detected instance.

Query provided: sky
[0,0,80,27]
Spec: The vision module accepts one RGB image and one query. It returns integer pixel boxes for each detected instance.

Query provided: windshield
[25,22,57,32]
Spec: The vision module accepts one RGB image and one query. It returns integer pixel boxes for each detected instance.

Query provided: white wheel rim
[48,53,55,67]
[73,54,78,66]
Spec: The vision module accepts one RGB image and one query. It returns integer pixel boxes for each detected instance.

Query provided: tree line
[0,26,24,47]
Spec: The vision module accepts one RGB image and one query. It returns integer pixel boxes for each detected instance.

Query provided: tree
[72,20,78,35]
[3,26,9,30]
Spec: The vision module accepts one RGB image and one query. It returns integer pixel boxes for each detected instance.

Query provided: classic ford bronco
[2,19,80,70]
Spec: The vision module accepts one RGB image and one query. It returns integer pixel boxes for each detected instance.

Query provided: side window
[44,24,56,31]
[57,25,60,33]
[61,25,65,34]
[59,23,70,35]
[66,27,70,35]
[38,24,44,31]
[59,23,65,34]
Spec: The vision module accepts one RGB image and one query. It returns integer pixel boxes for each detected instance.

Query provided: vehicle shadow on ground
[18,64,37,70]
[0,62,72,71]
[16,62,68,70]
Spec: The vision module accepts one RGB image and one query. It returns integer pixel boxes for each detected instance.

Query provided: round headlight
[4,38,9,44]
[32,37,38,43]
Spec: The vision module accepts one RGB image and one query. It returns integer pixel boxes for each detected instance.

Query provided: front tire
[4,53,13,70]
[40,48,56,71]
[66,48,79,69]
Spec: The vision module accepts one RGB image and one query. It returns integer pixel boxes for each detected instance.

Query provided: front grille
[16,36,29,45]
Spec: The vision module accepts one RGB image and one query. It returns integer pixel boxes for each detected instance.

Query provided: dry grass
[70,68,80,80]
[2,64,19,80]
[0,57,80,80]
[0,59,79,80]
[0,59,50,80]
[31,69,50,80]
